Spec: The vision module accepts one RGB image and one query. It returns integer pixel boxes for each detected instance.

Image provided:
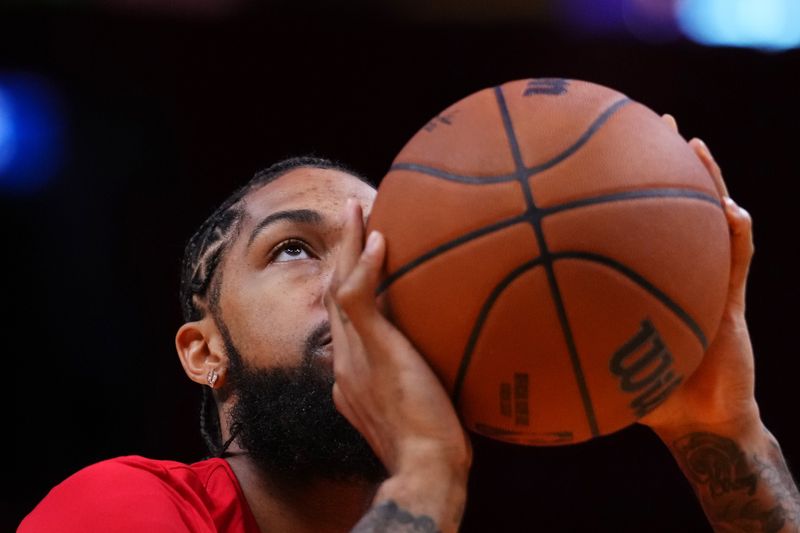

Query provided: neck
[226,453,378,533]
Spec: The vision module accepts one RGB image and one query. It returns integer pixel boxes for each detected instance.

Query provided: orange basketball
[367,78,730,445]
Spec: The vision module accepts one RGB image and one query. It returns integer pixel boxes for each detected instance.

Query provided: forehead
[242,167,376,222]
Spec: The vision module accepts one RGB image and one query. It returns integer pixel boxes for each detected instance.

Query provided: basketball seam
[378,189,721,292]
[452,258,545,405]
[552,252,709,348]
[494,84,600,438]
[541,188,721,215]
[376,189,721,295]
[388,97,631,186]
[524,98,630,178]
[390,163,517,184]
[384,82,715,441]
[377,213,528,294]
[451,251,709,433]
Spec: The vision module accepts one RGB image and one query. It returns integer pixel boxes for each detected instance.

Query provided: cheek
[231,263,329,366]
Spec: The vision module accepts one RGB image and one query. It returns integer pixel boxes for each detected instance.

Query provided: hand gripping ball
[367,79,730,445]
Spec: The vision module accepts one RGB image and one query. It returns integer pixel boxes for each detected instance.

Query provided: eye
[270,239,314,263]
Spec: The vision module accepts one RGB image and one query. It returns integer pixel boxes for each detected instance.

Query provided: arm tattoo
[351,500,440,533]
[753,443,800,528]
[674,431,800,533]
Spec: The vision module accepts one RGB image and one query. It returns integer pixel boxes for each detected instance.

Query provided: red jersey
[19,455,260,532]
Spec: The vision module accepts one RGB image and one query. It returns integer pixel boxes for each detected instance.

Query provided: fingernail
[698,138,715,159]
[723,197,741,212]
[364,231,381,255]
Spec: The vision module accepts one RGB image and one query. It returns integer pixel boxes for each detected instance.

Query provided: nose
[320,262,335,295]
[315,251,340,311]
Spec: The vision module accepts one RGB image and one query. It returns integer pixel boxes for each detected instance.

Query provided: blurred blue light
[0,88,16,175]
[677,0,800,51]
[0,74,64,195]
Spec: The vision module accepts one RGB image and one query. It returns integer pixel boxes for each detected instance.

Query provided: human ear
[175,317,228,389]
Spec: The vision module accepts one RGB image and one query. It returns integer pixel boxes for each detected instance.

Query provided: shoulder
[19,456,222,533]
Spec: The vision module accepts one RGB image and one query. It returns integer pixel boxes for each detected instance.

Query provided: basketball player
[20,126,800,532]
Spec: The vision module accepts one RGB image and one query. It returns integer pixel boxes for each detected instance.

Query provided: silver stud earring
[207,369,219,388]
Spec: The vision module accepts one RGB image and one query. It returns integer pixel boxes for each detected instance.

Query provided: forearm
[351,454,469,533]
[654,418,800,533]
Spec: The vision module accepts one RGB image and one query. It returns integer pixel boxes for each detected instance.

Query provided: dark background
[3,1,798,531]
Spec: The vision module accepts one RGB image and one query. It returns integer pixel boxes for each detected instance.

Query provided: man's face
[219,167,376,371]
[214,167,383,483]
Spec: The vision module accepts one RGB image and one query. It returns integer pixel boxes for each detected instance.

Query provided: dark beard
[221,321,387,486]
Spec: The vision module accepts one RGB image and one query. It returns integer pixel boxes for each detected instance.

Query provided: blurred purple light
[557,0,682,43]
[623,0,682,43]
[557,0,628,34]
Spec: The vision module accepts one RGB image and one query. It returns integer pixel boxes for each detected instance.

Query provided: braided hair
[179,156,372,457]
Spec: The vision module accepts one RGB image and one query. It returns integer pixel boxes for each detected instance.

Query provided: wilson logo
[609,319,683,418]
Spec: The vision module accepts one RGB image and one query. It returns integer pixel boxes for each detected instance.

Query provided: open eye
[271,239,314,263]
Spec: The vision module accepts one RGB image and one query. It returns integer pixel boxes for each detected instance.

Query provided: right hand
[324,199,472,481]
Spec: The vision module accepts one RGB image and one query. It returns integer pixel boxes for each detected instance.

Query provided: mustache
[304,321,332,362]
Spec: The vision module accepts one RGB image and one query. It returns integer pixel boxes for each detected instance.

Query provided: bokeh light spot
[0,74,65,195]
[677,0,800,51]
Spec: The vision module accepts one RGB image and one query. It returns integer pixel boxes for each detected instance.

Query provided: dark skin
[176,168,392,533]
[641,118,800,532]
[176,122,799,532]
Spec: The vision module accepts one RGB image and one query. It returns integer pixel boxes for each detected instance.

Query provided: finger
[326,302,380,451]
[332,372,382,458]
[332,381,362,427]
[335,230,387,329]
[332,199,365,294]
[331,382,351,418]
[326,283,375,382]
[661,113,679,133]
[723,197,754,305]
[333,380,391,462]
[689,138,729,199]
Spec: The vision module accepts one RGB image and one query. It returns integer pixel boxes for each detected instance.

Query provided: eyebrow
[246,209,324,249]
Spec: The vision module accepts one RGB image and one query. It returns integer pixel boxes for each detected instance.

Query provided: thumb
[723,197,754,308]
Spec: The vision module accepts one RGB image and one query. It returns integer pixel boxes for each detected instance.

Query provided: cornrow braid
[179,156,372,457]
[199,385,223,457]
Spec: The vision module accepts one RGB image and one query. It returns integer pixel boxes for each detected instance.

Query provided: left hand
[639,117,760,433]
